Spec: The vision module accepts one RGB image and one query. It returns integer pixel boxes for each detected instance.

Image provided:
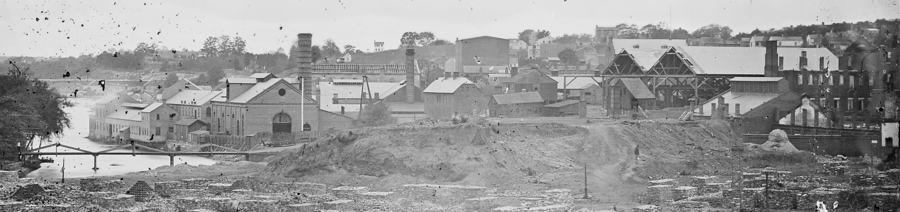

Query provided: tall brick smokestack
[297,33,313,94]
[405,49,415,103]
[764,40,778,77]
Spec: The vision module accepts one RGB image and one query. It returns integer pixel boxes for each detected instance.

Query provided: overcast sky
[1,0,898,57]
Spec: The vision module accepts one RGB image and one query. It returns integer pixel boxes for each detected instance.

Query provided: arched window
[272,112,292,134]
[303,123,311,131]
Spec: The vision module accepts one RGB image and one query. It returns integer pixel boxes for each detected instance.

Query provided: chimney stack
[510,67,518,77]
[800,51,808,70]
[764,40,778,77]
[405,49,416,103]
[297,33,314,94]
[819,57,825,70]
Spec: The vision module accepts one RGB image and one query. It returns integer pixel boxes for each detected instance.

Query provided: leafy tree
[751,28,762,35]
[206,66,225,86]
[343,45,357,54]
[400,32,420,47]
[193,73,209,85]
[518,29,535,45]
[535,30,551,40]
[163,72,179,88]
[417,32,436,46]
[431,39,451,46]
[0,63,72,159]
[232,36,246,55]
[691,24,733,39]
[232,58,243,71]
[356,102,395,127]
[553,33,594,44]
[557,48,578,65]
[218,36,233,56]
[200,36,220,57]
[135,42,159,55]
[311,46,321,63]
[671,28,691,39]
[616,23,640,39]
[321,39,342,63]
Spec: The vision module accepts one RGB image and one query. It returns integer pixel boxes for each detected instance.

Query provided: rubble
[181,178,212,189]
[649,179,676,186]
[672,186,697,201]
[646,185,673,204]
[206,183,231,194]
[125,180,155,202]
[9,184,44,201]
[0,171,17,181]
[632,205,660,212]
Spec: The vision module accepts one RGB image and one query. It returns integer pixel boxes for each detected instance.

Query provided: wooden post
[814,110,819,134]
[170,155,175,166]
[92,154,99,171]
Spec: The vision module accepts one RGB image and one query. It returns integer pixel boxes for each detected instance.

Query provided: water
[25,98,217,180]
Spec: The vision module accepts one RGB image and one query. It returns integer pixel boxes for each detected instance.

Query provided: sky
[1,0,898,57]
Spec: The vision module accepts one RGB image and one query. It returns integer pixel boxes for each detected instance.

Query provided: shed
[544,100,586,117]
[174,119,209,141]
[606,78,655,117]
[489,92,545,118]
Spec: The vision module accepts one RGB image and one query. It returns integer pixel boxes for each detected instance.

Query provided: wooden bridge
[19,142,251,170]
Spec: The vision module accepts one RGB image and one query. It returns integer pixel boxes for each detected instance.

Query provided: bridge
[19,142,252,170]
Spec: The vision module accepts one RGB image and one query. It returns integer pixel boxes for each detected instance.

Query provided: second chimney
[405,49,415,103]
[800,51,808,70]
[764,40,778,77]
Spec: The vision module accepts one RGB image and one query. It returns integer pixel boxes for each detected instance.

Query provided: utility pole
[60,158,65,183]
[583,163,589,199]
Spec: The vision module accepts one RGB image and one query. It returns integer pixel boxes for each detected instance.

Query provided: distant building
[551,77,602,104]
[422,76,489,119]
[455,36,513,78]
[749,36,804,47]
[535,36,555,45]
[806,34,823,47]
[500,69,558,102]
[374,41,385,52]
[509,39,528,51]
[692,77,802,135]
[605,78,656,116]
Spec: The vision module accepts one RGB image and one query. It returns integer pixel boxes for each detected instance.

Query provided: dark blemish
[62,71,70,78]
[279,26,283,30]
[99,80,106,91]
[81,24,84,27]
[44,17,48,21]
[35,18,39,22]
[157,31,161,35]
[133,27,136,31]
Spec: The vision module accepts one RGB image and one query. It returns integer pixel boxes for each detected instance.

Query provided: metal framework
[19,142,251,170]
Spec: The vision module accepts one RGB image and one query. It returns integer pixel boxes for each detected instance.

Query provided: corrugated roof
[693,91,785,116]
[618,78,655,99]
[492,92,544,105]
[106,108,142,121]
[423,77,474,94]
[141,103,164,113]
[730,77,784,82]
[166,90,223,106]
[551,77,600,90]
[544,100,580,108]
[675,46,838,75]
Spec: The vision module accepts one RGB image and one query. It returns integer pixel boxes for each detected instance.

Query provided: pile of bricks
[632,205,660,212]
[699,183,727,194]
[79,178,102,192]
[797,188,845,210]
[765,189,799,209]
[671,200,709,210]
[690,176,716,187]
[672,186,697,201]
[10,184,45,201]
[866,192,900,210]
[820,160,849,175]
[646,185,673,205]
[181,178,211,189]
[125,181,155,202]
[740,188,764,208]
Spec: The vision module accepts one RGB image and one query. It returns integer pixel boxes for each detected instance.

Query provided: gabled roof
[166,90,223,106]
[228,78,311,103]
[141,103,164,113]
[613,39,687,52]
[492,92,544,105]
[175,118,205,126]
[544,100,580,108]
[504,70,557,84]
[672,46,839,75]
[226,78,258,84]
[694,90,795,117]
[423,77,474,94]
[618,78,655,99]
[97,92,138,105]
[618,49,668,72]
[106,108,142,121]
[551,77,600,90]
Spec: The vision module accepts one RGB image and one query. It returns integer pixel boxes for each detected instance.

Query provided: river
[25,98,218,180]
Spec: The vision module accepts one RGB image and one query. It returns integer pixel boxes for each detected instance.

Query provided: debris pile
[125,181,155,202]
[9,184,44,201]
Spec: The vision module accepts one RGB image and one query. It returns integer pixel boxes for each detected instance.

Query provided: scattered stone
[647,185,673,204]
[226,179,248,192]
[9,184,44,201]
[632,205,660,212]
[323,199,353,210]
[0,171,17,181]
[700,183,726,194]
[287,203,320,211]
[154,181,182,196]
[293,182,326,195]
[207,183,231,194]
[181,178,211,189]
[331,186,368,198]
[672,186,697,201]
[690,176,716,187]
[798,188,844,210]
[360,191,393,199]
[867,192,900,210]
[672,200,709,209]
[99,194,135,209]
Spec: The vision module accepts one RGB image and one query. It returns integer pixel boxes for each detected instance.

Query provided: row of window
[797,73,873,87]
[90,121,163,136]
[812,97,870,111]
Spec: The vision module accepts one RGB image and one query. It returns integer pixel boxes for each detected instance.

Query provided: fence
[190,131,320,150]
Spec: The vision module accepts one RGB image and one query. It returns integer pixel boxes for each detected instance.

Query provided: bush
[355,102,395,127]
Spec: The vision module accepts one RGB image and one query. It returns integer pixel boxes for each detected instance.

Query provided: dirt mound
[619,120,743,178]
[745,129,801,153]
[263,122,586,187]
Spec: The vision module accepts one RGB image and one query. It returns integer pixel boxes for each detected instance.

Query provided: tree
[200,36,220,57]
[691,24,733,39]
[311,45,321,63]
[321,39,342,63]
[518,29,535,45]
[0,63,72,159]
[135,42,159,55]
[553,33,594,44]
[535,30,551,40]
[163,72,179,88]
[558,48,578,65]
[751,28,762,35]
[343,45,363,54]
[417,32,436,46]
[400,32,420,47]
[431,39,451,46]
[232,36,246,55]
[616,23,640,39]
[206,66,225,86]
[232,58,243,71]
[218,36,233,56]
[356,102,395,127]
